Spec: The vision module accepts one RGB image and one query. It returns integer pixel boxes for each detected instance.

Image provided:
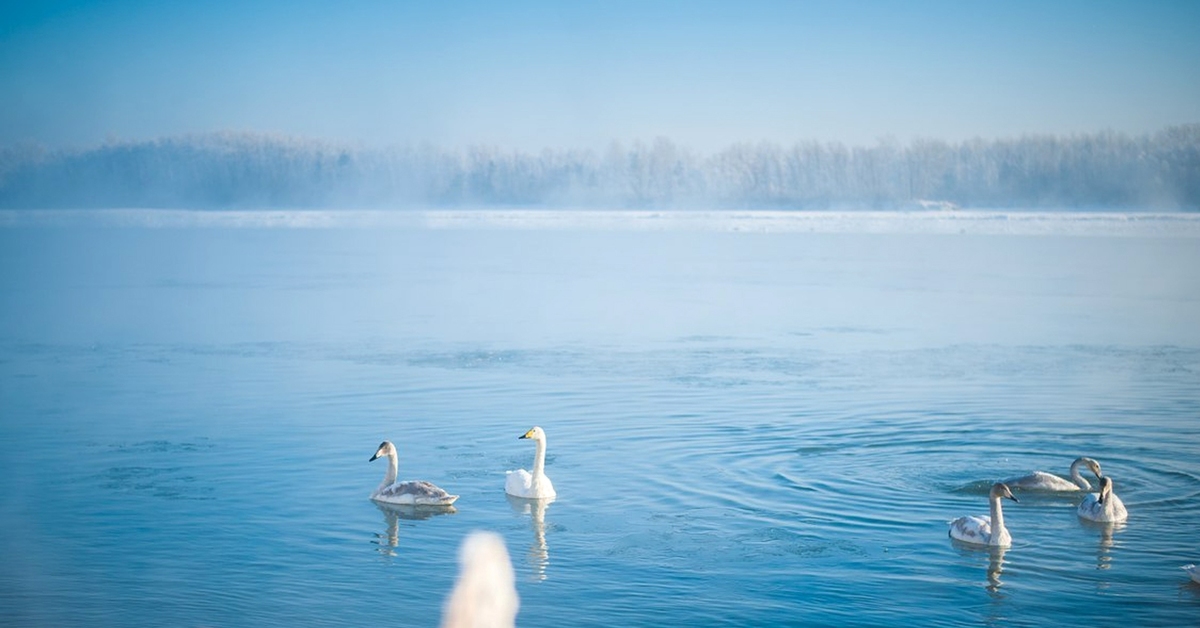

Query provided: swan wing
[1002,471,1078,491]
[949,515,992,545]
[505,469,533,497]
[1077,493,1101,520]
[1077,492,1127,522]
[376,480,459,505]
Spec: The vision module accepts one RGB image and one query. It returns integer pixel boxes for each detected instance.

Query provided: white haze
[1,126,1197,210]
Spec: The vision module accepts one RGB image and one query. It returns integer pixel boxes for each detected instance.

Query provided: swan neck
[379,450,398,493]
[989,495,1007,540]
[1068,459,1090,490]
[532,437,547,479]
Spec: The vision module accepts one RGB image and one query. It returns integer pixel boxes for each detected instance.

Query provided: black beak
[369,453,380,461]
[1008,495,1019,503]
[518,434,529,439]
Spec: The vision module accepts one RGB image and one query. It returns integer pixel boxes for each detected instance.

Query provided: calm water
[2,211,1199,627]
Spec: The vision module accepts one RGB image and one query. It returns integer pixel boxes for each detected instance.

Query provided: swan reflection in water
[985,546,1007,594]
[1079,518,1125,580]
[507,494,553,581]
[372,501,457,556]
[950,539,1009,596]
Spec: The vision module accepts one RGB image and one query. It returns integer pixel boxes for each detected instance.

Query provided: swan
[1002,456,1102,491]
[1183,564,1200,584]
[505,426,556,499]
[949,482,1019,547]
[441,531,519,628]
[369,441,459,506]
[1077,475,1128,523]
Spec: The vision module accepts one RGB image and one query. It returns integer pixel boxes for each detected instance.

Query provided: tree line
[0,125,1196,210]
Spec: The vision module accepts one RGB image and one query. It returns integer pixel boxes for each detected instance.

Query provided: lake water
[2,210,1199,627]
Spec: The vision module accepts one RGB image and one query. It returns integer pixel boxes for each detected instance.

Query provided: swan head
[991,482,1018,503]
[370,440,396,462]
[1097,475,1114,504]
[518,426,546,441]
[1075,457,1102,477]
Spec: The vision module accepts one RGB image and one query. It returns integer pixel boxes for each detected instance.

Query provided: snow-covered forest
[1,125,1197,210]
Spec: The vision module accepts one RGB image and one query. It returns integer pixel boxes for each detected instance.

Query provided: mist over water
[3,126,1198,210]
[2,211,1199,626]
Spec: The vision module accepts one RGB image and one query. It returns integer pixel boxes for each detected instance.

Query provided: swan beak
[518,434,529,439]
[1008,494,1019,503]
[369,452,381,461]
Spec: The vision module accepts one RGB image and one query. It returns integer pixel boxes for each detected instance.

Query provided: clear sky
[1,0,1198,151]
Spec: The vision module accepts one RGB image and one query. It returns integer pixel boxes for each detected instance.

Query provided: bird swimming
[440,531,519,628]
[505,426,556,499]
[1077,475,1128,523]
[1002,456,1102,491]
[369,440,459,506]
[949,482,1019,547]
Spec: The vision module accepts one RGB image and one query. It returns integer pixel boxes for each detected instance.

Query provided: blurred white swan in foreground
[949,482,1018,547]
[441,531,519,628]
[1183,564,1200,584]
[1077,475,1127,523]
[505,426,556,499]
[369,441,459,506]
[1003,456,1102,491]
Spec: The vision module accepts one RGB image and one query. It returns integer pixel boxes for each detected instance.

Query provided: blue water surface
[1,212,1199,627]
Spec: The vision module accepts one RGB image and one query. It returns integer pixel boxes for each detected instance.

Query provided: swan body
[505,426,556,499]
[1003,457,1102,491]
[1077,475,1127,523]
[369,441,459,506]
[441,531,519,628]
[949,483,1018,547]
[1183,564,1200,584]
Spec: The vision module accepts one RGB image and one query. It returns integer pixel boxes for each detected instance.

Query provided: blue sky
[1,0,1198,150]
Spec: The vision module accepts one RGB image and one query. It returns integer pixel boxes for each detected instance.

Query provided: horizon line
[4,208,1199,238]
[6,123,1198,155]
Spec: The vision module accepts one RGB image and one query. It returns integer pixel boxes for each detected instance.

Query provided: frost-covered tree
[1,126,1196,210]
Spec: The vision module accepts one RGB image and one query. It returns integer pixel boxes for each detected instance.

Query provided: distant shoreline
[3,208,1199,237]
[3,127,1197,211]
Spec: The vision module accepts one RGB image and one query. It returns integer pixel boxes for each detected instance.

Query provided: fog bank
[2,125,1197,210]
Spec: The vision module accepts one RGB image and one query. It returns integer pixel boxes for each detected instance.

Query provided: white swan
[1183,564,1200,584]
[440,531,519,628]
[1077,475,1128,523]
[949,482,1019,547]
[1003,456,1102,491]
[505,426,556,499]
[369,441,459,506]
